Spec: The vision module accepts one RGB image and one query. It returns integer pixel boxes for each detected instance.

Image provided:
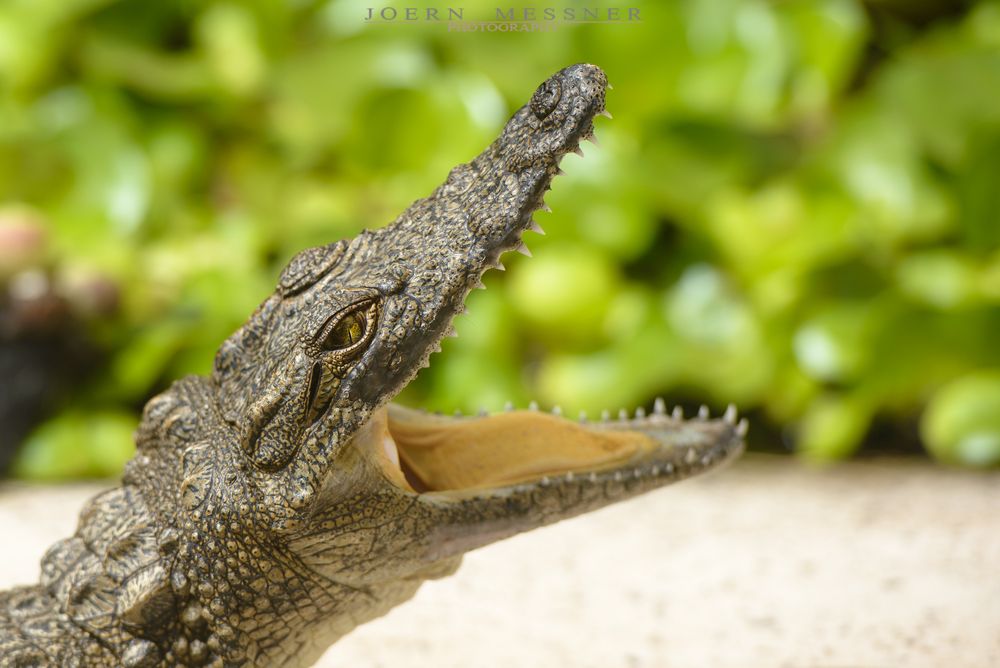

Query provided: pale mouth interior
[371,405,659,493]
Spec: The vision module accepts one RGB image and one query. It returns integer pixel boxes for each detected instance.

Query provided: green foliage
[12,411,136,481]
[2,0,999,476]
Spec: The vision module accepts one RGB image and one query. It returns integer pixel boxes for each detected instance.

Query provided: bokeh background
[1,0,999,479]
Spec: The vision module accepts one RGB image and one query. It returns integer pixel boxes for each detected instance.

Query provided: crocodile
[0,64,745,667]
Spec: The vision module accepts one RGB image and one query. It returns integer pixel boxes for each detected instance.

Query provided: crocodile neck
[34,376,454,666]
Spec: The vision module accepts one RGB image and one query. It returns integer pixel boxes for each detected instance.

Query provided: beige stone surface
[0,456,997,667]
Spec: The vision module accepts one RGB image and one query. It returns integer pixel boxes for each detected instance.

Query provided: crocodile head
[203,63,744,660]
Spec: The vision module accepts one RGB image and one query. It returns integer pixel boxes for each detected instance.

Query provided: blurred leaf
[12,411,136,480]
[921,371,1000,467]
[508,245,620,346]
[956,131,1000,254]
[798,394,872,461]
[895,250,980,309]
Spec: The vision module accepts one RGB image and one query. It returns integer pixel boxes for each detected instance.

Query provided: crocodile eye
[326,313,365,349]
[319,299,377,353]
[530,78,561,119]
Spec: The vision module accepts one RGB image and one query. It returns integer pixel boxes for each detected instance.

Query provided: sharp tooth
[572,145,584,157]
[723,404,737,424]
[598,109,613,119]
[618,408,628,421]
[551,405,562,416]
[635,406,646,419]
[516,242,532,257]
[606,82,614,90]
[538,203,552,214]
[672,406,683,419]
[494,260,506,271]
[586,134,600,147]
[654,397,666,415]
[528,220,546,235]
[474,279,486,290]
[736,419,749,437]
[698,405,709,420]
[444,325,458,338]
[528,400,539,411]
[555,167,565,176]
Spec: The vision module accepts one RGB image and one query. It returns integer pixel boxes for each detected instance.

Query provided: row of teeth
[424,104,613,361]
[453,399,749,437]
[539,459,686,487]
[538,448,718,487]
[483,105,612,274]
[537,413,738,487]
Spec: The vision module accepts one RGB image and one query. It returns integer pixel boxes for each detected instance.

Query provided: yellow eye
[323,312,366,350]
[320,301,377,352]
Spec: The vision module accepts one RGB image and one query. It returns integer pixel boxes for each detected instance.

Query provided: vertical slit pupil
[323,308,368,350]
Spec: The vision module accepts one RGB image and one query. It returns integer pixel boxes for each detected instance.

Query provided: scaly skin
[0,64,745,667]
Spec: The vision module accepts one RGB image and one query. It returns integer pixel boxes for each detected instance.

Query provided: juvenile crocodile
[0,64,745,667]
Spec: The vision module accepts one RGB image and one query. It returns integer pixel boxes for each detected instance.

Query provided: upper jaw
[344,64,611,414]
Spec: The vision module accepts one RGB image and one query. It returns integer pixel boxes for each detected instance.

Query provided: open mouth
[348,64,745,498]
[366,402,746,495]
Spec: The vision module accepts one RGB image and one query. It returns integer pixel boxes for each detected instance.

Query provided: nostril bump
[530,78,562,119]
